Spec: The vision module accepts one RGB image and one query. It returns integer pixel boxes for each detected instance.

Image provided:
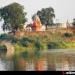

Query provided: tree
[34,7,55,30]
[0,2,27,33]
[72,19,75,26]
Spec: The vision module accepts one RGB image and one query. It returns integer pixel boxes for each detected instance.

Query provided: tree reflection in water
[0,51,75,71]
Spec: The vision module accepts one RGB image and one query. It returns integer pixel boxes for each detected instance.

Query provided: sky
[0,0,75,33]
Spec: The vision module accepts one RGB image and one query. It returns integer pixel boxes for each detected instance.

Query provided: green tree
[72,19,75,26]
[33,7,55,30]
[0,3,27,33]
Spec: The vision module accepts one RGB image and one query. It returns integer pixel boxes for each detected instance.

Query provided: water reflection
[0,51,75,71]
[0,59,14,71]
[0,59,6,71]
[35,59,48,71]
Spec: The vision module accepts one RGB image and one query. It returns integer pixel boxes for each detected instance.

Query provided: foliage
[34,38,44,50]
[0,34,9,40]
[11,37,18,44]
[0,2,27,33]
[0,33,18,43]
[64,33,73,37]
[0,45,7,53]
[72,19,75,26]
[47,42,67,49]
[19,37,32,47]
[1,31,75,56]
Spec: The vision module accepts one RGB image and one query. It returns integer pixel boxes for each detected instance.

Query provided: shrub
[64,33,73,37]
[0,34,9,40]
[11,37,18,44]
[0,34,18,43]
[0,45,7,53]
[19,37,32,47]
[34,39,43,50]
[47,42,67,49]
[47,42,57,49]
[34,38,48,50]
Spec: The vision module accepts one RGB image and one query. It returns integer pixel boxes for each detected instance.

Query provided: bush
[0,34,18,43]
[64,33,73,37]
[11,37,18,44]
[34,39,43,50]
[19,37,32,47]
[34,38,48,50]
[47,42,57,49]
[0,45,7,53]
[0,34,9,40]
[47,42,67,49]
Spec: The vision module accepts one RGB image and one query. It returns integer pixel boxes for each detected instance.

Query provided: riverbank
[0,31,75,56]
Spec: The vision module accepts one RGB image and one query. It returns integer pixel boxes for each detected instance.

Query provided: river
[0,51,75,71]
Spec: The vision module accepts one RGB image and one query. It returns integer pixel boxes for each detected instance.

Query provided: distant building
[56,21,73,28]
[32,15,42,31]
[24,15,44,31]
[41,25,46,31]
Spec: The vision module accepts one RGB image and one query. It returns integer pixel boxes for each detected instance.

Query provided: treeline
[0,2,55,33]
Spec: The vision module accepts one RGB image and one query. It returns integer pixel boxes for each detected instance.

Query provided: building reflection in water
[35,59,48,71]
[0,52,75,71]
[15,58,48,71]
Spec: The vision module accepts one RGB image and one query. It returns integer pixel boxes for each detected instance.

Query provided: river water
[0,51,75,71]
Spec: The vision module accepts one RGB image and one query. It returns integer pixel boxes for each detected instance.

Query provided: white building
[58,21,73,28]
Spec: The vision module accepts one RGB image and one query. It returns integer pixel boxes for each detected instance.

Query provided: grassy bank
[0,31,75,55]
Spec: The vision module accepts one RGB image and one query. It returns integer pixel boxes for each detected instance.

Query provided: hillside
[0,28,75,56]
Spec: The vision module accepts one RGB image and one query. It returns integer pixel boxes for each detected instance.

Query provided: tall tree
[0,2,27,33]
[72,19,75,26]
[35,7,55,30]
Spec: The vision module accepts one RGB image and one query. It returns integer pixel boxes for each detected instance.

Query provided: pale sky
[0,0,75,33]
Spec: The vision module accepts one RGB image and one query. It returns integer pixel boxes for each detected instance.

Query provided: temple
[32,15,42,31]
